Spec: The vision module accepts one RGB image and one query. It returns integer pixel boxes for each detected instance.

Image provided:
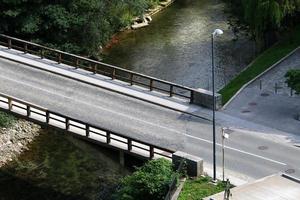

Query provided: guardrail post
[275,83,278,94]
[75,58,79,69]
[111,68,116,80]
[57,53,62,64]
[190,91,194,104]
[46,111,50,124]
[8,98,12,110]
[128,139,132,151]
[150,79,153,91]
[107,132,111,144]
[93,64,97,74]
[130,74,134,85]
[66,118,70,130]
[7,39,12,49]
[40,49,44,59]
[259,80,262,90]
[86,124,90,137]
[24,44,28,53]
[150,146,154,159]
[170,85,174,97]
[26,105,31,117]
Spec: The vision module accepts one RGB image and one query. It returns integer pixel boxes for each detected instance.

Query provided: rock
[0,119,41,167]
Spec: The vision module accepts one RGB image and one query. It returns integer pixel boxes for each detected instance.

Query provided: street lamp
[221,127,231,182]
[211,28,223,182]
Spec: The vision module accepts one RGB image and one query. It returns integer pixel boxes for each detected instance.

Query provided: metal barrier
[0,92,174,160]
[164,159,186,200]
[0,34,198,103]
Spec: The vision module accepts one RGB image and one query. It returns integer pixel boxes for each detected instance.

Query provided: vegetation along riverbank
[220,0,300,104]
[0,111,40,167]
[0,0,169,58]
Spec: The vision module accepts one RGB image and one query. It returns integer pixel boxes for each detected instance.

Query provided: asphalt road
[0,56,300,183]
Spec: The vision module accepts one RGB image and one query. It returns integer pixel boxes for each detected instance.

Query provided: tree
[285,69,300,94]
[0,0,161,56]
[225,0,300,49]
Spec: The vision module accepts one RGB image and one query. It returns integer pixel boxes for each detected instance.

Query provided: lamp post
[221,127,230,182]
[211,29,223,182]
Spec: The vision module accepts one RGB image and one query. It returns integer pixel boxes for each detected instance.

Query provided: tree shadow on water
[0,169,89,200]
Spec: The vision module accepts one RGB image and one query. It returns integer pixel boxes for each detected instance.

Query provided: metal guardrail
[0,92,174,160]
[0,34,198,103]
[164,159,186,200]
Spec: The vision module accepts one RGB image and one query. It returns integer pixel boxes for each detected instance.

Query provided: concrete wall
[193,88,222,110]
[172,151,203,177]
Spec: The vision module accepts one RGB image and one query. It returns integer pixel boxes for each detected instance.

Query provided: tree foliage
[114,158,178,200]
[285,69,300,94]
[225,0,300,47]
[0,0,161,56]
[0,111,16,128]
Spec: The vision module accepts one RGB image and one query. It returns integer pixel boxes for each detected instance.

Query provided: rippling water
[103,0,254,90]
[0,129,130,200]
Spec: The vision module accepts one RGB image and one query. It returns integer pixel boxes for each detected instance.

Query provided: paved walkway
[205,174,300,200]
[223,48,300,144]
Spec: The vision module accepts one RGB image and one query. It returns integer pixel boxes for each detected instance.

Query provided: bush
[0,111,16,128]
[285,69,300,94]
[114,158,178,200]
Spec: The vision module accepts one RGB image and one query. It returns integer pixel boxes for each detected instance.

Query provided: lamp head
[212,29,223,37]
[222,127,231,139]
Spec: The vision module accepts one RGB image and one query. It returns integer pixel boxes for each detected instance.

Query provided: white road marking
[0,50,288,167]
[185,134,287,166]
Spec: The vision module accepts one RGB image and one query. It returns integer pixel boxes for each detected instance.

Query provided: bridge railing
[0,34,197,103]
[0,92,175,160]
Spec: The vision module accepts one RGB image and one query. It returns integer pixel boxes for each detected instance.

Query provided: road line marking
[185,134,287,166]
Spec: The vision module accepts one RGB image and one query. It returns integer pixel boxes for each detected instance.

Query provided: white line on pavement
[185,133,287,166]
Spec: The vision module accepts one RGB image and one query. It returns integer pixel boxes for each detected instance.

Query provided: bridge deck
[1,45,300,185]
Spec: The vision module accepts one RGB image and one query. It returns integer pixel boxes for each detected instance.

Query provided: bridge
[0,35,300,184]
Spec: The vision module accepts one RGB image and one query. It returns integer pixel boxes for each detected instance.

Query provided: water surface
[0,129,130,200]
[103,0,254,90]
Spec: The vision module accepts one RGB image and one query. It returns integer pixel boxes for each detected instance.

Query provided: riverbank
[0,122,130,200]
[219,25,300,105]
[103,0,175,51]
[0,118,40,167]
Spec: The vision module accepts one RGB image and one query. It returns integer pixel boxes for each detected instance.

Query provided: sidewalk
[205,174,300,200]
[222,49,300,143]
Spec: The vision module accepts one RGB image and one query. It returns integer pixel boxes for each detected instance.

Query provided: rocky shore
[0,120,40,167]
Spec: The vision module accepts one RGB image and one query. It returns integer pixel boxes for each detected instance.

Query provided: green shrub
[114,158,178,200]
[285,69,300,94]
[0,111,16,128]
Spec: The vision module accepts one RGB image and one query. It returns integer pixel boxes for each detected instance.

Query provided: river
[0,129,131,200]
[103,0,254,90]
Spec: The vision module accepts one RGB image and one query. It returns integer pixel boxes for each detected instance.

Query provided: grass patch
[178,177,226,200]
[0,111,16,128]
[219,25,300,104]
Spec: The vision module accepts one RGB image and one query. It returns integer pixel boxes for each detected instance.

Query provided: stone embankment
[0,120,40,167]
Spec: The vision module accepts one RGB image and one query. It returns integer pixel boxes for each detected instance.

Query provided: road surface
[0,47,299,184]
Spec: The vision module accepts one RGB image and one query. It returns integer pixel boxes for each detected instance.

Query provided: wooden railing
[0,34,198,103]
[0,92,174,160]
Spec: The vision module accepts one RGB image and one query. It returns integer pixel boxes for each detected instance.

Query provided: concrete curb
[222,46,300,110]
[170,177,186,200]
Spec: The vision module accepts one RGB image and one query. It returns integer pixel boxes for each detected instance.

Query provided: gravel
[0,120,41,167]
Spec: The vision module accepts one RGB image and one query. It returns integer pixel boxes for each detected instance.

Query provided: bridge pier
[119,151,125,167]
